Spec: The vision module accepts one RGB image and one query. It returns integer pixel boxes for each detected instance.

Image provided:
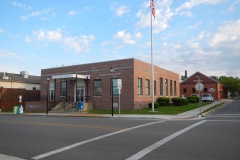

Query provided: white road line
[125,120,206,160]
[31,120,165,160]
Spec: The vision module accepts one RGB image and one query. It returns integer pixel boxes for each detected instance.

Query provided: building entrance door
[77,86,85,102]
[50,89,54,101]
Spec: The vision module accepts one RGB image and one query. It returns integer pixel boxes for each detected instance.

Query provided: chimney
[20,71,29,78]
[185,70,187,79]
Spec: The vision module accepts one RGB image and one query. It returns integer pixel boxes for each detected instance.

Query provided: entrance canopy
[52,74,90,80]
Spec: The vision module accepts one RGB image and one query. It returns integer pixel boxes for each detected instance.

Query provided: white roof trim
[52,74,90,80]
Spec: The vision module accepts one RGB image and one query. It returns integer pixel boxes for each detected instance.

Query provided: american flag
[150,0,155,18]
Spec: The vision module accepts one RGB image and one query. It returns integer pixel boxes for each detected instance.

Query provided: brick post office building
[40,58,179,110]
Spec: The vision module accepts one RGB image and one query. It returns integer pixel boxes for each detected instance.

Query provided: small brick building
[0,72,40,111]
[0,88,40,111]
[180,71,228,100]
[40,58,179,110]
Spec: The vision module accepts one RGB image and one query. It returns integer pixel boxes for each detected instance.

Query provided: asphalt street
[0,99,239,160]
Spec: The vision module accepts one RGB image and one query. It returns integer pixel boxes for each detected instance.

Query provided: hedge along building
[40,58,179,110]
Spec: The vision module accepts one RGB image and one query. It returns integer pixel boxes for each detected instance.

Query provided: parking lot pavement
[0,154,26,160]
[0,99,239,160]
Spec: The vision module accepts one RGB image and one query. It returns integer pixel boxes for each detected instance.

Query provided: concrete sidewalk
[0,100,230,120]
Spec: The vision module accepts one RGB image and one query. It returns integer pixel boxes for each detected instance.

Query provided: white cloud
[68,10,77,16]
[32,29,95,53]
[110,3,129,17]
[115,30,135,45]
[0,49,20,59]
[136,0,173,33]
[63,35,95,53]
[176,0,223,13]
[135,32,142,38]
[115,6,129,16]
[20,9,55,20]
[0,27,4,33]
[209,20,240,47]
[12,1,31,10]
[224,0,240,13]
[32,29,62,42]
[25,36,32,42]
[100,41,110,46]
[187,21,203,29]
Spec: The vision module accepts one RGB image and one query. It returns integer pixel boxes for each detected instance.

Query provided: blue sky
[0,0,240,78]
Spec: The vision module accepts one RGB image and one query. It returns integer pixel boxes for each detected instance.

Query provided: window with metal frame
[138,78,143,95]
[94,79,102,96]
[146,79,150,95]
[60,81,67,96]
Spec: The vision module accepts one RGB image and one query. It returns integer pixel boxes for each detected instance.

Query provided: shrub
[148,102,159,108]
[157,97,170,106]
[187,96,199,103]
[159,102,167,106]
[172,97,187,106]
[189,99,196,103]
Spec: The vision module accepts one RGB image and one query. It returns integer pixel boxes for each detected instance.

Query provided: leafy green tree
[210,76,219,81]
[219,76,240,98]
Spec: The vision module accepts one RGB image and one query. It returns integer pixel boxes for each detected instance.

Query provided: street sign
[195,83,204,91]
[209,88,215,92]
[117,79,122,89]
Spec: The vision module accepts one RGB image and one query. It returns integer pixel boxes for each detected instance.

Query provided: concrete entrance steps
[50,102,76,113]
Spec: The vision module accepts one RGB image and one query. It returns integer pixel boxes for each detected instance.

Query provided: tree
[219,76,240,98]
[210,76,219,81]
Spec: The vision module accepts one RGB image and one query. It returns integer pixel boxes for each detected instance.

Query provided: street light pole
[196,76,201,116]
[46,77,50,115]
[110,67,114,117]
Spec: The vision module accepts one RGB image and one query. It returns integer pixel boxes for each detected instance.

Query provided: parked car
[191,94,199,97]
[202,94,214,102]
[180,95,186,99]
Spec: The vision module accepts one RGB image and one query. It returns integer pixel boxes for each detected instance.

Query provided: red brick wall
[180,72,228,100]
[180,83,218,98]
[25,101,53,112]
[0,87,40,111]
[41,59,179,110]
[133,59,179,109]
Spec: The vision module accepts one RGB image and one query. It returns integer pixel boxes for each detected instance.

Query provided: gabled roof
[0,72,40,84]
[180,71,219,85]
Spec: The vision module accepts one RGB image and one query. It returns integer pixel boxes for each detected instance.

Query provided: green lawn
[88,102,213,115]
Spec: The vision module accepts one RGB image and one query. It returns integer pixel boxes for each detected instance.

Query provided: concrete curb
[0,99,233,120]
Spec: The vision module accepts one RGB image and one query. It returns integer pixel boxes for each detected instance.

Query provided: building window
[138,78,143,95]
[165,79,168,96]
[183,88,187,93]
[60,81,67,96]
[170,80,173,96]
[192,88,196,92]
[160,78,163,96]
[146,79,150,95]
[174,81,177,96]
[154,80,156,96]
[204,88,208,92]
[94,79,102,96]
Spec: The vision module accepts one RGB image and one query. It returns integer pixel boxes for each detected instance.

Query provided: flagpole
[151,0,154,112]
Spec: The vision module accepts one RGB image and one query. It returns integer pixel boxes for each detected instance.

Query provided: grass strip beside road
[202,102,224,114]
[89,102,212,115]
